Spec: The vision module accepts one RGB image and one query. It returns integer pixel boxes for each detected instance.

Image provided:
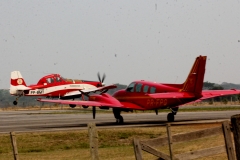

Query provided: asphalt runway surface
[1,109,240,133]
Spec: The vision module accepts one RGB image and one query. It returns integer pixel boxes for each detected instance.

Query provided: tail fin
[181,56,206,96]
[10,71,28,94]
[10,71,27,86]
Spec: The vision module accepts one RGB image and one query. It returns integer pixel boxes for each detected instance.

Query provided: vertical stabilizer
[10,71,28,95]
[10,71,27,86]
[181,56,206,97]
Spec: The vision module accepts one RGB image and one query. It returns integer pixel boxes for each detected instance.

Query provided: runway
[1,109,240,133]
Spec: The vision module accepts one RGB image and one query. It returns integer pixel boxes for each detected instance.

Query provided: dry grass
[0,105,70,111]
[0,122,231,160]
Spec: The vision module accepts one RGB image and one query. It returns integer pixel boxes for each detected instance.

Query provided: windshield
[126,82,135,92]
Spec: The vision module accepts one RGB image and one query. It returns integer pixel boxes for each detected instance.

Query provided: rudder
[10,71,27,86]
[10,71,29,95]
[181,56,206,97]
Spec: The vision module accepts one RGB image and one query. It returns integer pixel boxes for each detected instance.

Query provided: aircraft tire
[167,113,175,122]
[13,101,18,105]
[69,104,76,108]
[82,105,88,109]
[119,115,124,124]
[116,116,124,124]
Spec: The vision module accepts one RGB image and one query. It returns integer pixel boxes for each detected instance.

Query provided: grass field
[0,123,230,160]
[0,103,238,159]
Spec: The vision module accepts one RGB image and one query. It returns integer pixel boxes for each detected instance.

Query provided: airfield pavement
[1,109,240,133]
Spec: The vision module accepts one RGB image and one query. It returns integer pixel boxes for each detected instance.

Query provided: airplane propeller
[91,72,106,118]
[97,72,106,86]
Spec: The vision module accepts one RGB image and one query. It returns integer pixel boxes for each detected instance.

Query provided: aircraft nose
[112,89,124,97]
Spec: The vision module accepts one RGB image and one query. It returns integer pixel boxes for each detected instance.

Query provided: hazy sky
[0,1,240,89]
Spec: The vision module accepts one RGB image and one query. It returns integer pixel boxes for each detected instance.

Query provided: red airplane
[38,56,240,123]
[10,71,116,106]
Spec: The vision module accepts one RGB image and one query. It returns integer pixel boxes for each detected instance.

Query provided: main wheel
[13,101,18,105]
[82,105,88,109]
[69,104,76,108]
[116,115,124,124]
[119,115,124,124]
[167,113,175,122]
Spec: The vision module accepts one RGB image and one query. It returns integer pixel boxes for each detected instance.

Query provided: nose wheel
[113,108,124,124]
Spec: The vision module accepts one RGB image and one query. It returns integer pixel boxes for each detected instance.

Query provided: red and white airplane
[38,56,240,123]
[10,71,116,106]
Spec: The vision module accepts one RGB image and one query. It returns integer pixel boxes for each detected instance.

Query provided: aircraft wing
[38,98,119,107]
[81,84,117,93]
[61,84,117,98]
[63,91,82,97]
[200,89,240,100]
[119,102,145,110]
[147,92,196,99]
[37,97,144,110]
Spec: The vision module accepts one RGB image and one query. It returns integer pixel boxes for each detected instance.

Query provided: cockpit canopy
[37,74,63,85]
[37,74,85,85]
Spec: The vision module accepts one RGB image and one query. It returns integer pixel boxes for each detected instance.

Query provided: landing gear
[167,113,175,122]
[69,104,76,108]
[167,107,179,122]
[113,108,124,124]
[13,97,20,105]
[116,115,124,124]
[82,105,88,109]
[13,101,18,105]
[13,92,24,106]
[69,98,76,108]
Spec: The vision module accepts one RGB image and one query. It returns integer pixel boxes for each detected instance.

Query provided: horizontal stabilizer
[200,89,240,100]
[182,89,240,105]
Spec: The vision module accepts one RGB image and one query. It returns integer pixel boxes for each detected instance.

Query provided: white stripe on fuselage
[10,84,97,96]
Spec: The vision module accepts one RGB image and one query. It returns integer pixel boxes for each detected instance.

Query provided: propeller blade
[97,72,101,82]
[102,73,106,83]
[93,106,96,119]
